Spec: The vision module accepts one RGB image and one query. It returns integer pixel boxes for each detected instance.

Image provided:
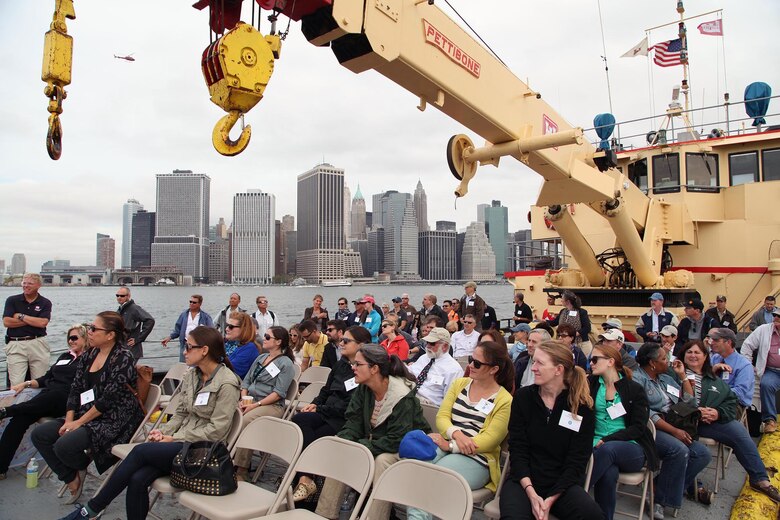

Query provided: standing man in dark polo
[704,294,737,333]
[116,286,155,361]
[3,273,52,387]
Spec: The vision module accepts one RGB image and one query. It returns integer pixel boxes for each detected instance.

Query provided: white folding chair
[147,407,243,520]
[179,417,304,520]
[482,458,510,519]
[615,420,656,520]
[698,435,726,493]
[286,381,326,420]
[281,379,300,420]
[471,437,509,510]
[158,362,189,408]
[298,365,331,385]
[420,401,439,431]
[359,459,473,520]
[111,390,183,461]
[258,437,376,520]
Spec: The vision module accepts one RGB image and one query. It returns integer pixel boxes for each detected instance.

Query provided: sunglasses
[590,355,607,364]
[68,335,80,342]
[225,324,239,330]
[264,334,276,341]
[189,300,199,305]
[468,356,494,369]
[88,324,108,332]
[381,323,393,328]
[340,338,357,345]
[185,343,205,351]
[463,321,475,325]
[116,293,128,298]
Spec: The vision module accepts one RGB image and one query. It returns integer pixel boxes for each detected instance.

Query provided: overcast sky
[1,0,778,271]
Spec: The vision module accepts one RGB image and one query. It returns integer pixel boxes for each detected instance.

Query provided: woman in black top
[290,326,370,502]
[588,344,658,520]
[546,291,592,354]
[501,340,602,520]
[0,324,90,479]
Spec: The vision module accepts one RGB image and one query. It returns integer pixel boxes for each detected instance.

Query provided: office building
[344,250,364,277]
[436,220,457,232]
[349,239,369,278]
[208,238,230,283]
[121,199,143,268]
[131,210,156,269]
[461,221,496,281]
[414,180,430,232]
[281,215,295,276]
[419,230,457,280]
[232,190,275,285]
[0,259,5,275]
[344,184,352,244]
[350,185,367,240]
[367,228,385,276]
[11,253,26,275]
[484,200,509,275]
[373,190,418,278]
[96,233,115,270]
[296,163,345,283]
[151,170,211,282]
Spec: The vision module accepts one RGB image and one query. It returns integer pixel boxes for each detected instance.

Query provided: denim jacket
[632,366,695,423]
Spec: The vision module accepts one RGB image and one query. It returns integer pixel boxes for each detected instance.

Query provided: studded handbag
[169,441,237,496]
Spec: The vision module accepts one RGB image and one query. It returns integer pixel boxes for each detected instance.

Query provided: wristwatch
[17,313,25,321]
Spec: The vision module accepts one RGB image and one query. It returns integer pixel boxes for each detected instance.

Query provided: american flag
[652,38,683,67]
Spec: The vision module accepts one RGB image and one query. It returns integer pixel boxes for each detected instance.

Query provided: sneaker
[697,486,714,505]
[764,420,777,433]
[750,481,780,502]
[58,505,90,520]
[653,503,665,520]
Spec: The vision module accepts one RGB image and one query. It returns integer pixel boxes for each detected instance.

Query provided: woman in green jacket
[681,340,780,502]
[315,344,429,519]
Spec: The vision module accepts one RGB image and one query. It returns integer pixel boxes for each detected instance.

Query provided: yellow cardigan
[436,377,512,492]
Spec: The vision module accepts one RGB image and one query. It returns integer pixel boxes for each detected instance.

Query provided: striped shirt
[686,370,703,403]
[450,381,495,467]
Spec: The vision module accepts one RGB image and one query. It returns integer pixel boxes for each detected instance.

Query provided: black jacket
[117,299,155,357]
[508,385,595,497]
[319,342,339,369]
[36,351,83,396]
[481,305,499,331]
[674,315,718,355]
[311,358,358,431]
[513,351,531,392]
[588,375,659,471]
[704,307,737,333]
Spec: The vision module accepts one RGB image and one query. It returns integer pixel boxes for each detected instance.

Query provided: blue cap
[398,430,437,460]
[649,292,664,301]
[511,323,532,333]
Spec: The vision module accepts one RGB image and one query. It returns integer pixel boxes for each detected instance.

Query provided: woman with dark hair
[291,326,371,502]
[681,340,780,502]
[32,312,143,504]
[501,341,602,520]
[633,342,711,519]
[0,324,90,480]
[380,319,409,361]
[58,326,241,520]
[588,344,657,520]
[224,311,260,379]
[547,290,593,355]
[478,329,508,350]
[409,341,513,520]
[289,324,305,365]
[315,344,429,519]
[557,323,588,371]
[233,325,296,479]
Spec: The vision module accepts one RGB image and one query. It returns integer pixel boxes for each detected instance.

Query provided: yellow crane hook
[212,110,251,156]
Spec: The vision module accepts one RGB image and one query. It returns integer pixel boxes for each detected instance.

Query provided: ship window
[628,159,648,192]
[729,151,758,185]
[651,153,680,193]
[685,153,719,192]
[763,148,780,181]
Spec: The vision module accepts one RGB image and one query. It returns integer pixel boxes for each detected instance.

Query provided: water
[0,283,515,384]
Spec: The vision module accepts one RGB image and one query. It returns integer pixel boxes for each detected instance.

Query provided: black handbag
[169,441,237,496]
[665,401,701,440]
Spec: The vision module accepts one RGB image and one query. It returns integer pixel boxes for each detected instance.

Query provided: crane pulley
[41,0,75,160]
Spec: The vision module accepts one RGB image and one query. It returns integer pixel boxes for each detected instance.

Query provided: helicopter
[113,53,135,62]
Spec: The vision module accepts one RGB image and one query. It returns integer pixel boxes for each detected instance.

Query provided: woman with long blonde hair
[501,340,601,520]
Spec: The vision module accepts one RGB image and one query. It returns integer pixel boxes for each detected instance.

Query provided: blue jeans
[590,441,646,520]
[698,420,768,483]
[654,430,711,509]
[760,368,780,422]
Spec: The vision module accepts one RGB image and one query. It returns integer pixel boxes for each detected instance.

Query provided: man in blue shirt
[708,327,754,409]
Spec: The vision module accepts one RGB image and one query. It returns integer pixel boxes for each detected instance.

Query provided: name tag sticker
[686,374,696,381]
[722,372,730,381]
[475,398,495,414]
[468,301,475,306]
[559,410,582,432]
[607,402,627,420]
[666,384,680,398]
[265,362,281,378]
[344,377,358,391]
[195,391,210,406]
[365,317,372,323]
[428,375,444,386]
[80,389,95,406]
[56,359,70,366]
[723,321,730,326]
[569,310,578,317]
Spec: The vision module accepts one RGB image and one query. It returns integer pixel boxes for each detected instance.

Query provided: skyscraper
[208,238,230,283]
[296,163,345,283]
[373,190,418,278]
[419,230,457,280]
[232,190,275,284]
[11,253,25,275]
[484,200,509,275]
[350,185,367,240]
[343,184,352,244]
[0,259,5,275]
[151,170,210,282]
[121,199,143,268]
[461,221,496,281]
[281,215,295,276]
[96,233,115,269]
[414,180,430,232]
[131,210,155,269]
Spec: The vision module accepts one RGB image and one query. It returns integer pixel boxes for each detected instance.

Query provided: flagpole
[596,0,618,140]
[645,8,722,33]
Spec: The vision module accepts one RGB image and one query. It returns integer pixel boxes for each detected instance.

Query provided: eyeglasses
[463,320,475,325]
[326,327,336,332]
[225,324,239,330]
[185,343,205,351]
[338,302,348,306]
[116,293,128,298]
[468,356,494,369]
[349,361,370,368]
[264,334,276,341]
[340,338,357,345]
[68,335,80,342]
[189,300,199,305]
[590,355,607,364]
[88,324,108,333]
[301,331,313,341]
[381,323,393,329]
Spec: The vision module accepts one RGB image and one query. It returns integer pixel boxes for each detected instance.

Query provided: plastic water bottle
[340,489,357,513]
[26,457,39,488]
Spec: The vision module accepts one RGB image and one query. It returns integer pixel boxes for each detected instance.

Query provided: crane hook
[212,110,251,157]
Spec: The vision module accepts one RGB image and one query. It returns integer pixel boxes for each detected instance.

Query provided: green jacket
[696,373,737,423]
[338,375,430,457]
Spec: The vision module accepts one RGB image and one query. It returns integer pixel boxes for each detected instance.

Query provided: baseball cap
[660,325,678,337]
[391,296,402,303]
[601,318,623,330]
[422,327,451,344]
[684,299,704,311]
[360,296,376,305]
[772,308,780,317]
[511,323,532,333]
[649,292,664,301]
[598,329,625,343]
[709,328,736,343]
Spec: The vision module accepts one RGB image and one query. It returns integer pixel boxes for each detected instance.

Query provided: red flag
[697,19,724,36]
[651,39,683,67]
